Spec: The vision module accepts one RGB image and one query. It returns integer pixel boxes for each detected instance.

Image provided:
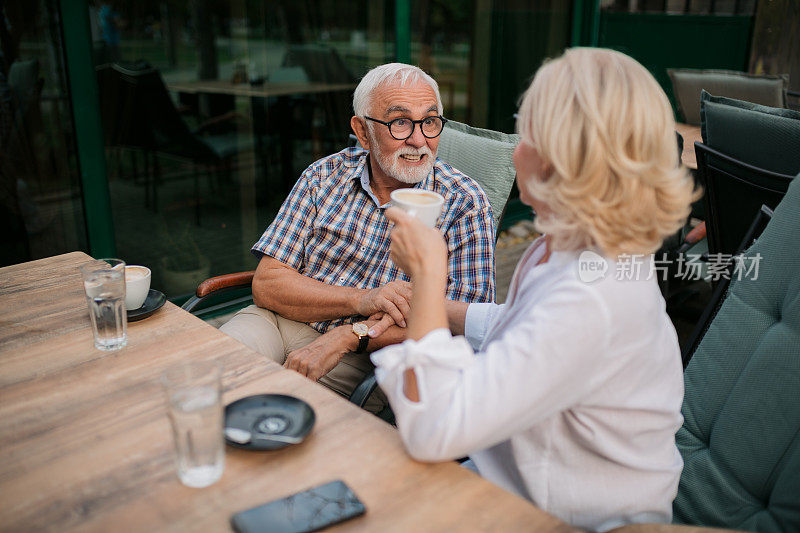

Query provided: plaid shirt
[252,147,496,333]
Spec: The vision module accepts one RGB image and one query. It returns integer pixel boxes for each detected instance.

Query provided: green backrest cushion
[674,175,800,532]
[700,91,800,176]
[668,69,788,125]
[437,120,519,229]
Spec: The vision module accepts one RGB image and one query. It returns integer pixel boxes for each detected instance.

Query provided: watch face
[353,322,369,336]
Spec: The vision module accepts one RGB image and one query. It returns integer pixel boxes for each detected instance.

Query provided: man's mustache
[395,147,433,158]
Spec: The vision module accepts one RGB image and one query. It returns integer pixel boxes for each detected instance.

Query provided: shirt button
[360,246,366,251]
[339,276,346,282]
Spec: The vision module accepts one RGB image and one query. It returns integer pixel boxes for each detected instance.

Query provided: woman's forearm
[403,268,447,402]
[407,271,448,341]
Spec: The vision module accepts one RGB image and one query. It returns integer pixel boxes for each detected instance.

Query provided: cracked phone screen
[231,480,366,533]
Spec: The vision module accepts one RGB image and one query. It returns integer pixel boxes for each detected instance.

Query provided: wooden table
[167,80,356,99]
[676,123,702,170]
[0,252,573,532]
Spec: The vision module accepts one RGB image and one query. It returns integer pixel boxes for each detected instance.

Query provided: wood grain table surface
[167,80,356,99]
[0,252,574,532]
[675,123,703,171]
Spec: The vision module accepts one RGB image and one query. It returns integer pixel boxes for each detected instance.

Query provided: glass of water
[161,361,225,488]
[80,258,127,351]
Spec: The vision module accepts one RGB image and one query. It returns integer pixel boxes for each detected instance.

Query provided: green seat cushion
[668,69,788,125]
[699,91,800,176]
[437,120,519,229]
[674,175,800,532]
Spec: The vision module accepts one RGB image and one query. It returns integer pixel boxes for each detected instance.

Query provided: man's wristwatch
[352,322,369,354]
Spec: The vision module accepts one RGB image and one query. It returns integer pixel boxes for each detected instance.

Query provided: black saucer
[224,394,315,451]
[127,289,166,322]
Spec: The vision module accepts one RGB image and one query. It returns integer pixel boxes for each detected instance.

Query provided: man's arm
[284,298,469,381]
[445,299,469,335]
[252,256,412,327]
[284,315,405,380]
[251,164,410,326]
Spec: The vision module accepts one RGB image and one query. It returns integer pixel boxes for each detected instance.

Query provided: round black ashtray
[224,394,315,451]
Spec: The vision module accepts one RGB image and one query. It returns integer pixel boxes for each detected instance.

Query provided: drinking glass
[161,361,225,488]
[80,258,127,351]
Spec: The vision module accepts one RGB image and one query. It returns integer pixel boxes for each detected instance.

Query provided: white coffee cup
[125,265,151,310]
[390,189,445,228]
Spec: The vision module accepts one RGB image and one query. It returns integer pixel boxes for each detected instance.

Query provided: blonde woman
[371,48,697,531]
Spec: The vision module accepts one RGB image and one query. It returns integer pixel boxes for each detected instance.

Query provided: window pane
[411,0,571,133]
[89,1,393,299]
[1,1,87,267]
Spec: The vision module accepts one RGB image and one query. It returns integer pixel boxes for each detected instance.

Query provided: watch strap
[355,333,369,354]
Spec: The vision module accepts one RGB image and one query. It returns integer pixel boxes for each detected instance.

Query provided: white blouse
[372,238,685,532]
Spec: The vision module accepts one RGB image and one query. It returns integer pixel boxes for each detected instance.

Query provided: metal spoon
[224,427,303,445]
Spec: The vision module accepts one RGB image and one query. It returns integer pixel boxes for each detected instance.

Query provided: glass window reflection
[0,1,87,267]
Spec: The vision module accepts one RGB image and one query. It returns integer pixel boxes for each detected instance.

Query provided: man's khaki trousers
[219,305,387,413]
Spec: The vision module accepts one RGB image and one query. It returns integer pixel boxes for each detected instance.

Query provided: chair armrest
[684,221,707,245]
[196,271,255,298]
[677,221,706,255]
[181,271,255,313]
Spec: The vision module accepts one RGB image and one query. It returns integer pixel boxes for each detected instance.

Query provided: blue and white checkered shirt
[252,147,496,333]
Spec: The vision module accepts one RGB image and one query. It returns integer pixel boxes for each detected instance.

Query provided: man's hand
[284,326,357,381]
[355,280,412,328]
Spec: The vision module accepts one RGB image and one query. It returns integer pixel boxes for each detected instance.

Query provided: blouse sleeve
[371,281,612,462]
[464,302,504,350]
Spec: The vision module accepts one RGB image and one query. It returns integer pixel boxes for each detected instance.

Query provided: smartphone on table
[230,480,366,533]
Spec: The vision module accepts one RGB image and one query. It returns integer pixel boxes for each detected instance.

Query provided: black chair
[694,142,794,259]
[281,45,356,150]
[249,68,318,195]
[1,59,44,265]
[96,63,252,221]
[787,89,800,111]
[655,130,706,305]
[680,204,773,368]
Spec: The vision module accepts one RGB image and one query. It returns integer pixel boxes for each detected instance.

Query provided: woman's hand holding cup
[384,207,447,280]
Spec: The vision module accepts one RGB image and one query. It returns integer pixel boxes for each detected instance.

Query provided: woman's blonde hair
[517,47,699,257]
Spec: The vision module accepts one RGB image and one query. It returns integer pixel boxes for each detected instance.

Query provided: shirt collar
[358,156,385,207]
[354,152,439,208]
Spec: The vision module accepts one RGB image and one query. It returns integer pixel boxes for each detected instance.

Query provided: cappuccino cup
[125,265,151,310]
[390,189,444,228]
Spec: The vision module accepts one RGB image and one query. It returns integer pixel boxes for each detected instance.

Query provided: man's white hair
[352,63,443,117]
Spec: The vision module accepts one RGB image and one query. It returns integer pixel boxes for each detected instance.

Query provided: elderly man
[220,63,495,412]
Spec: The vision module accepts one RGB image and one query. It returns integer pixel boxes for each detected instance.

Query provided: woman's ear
[540,159,554,182]
[350,116,370,151]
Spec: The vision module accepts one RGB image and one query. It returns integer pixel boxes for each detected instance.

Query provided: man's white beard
[370,133,435,184]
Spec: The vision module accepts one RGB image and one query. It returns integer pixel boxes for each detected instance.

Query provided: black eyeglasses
[363,115,447,140]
